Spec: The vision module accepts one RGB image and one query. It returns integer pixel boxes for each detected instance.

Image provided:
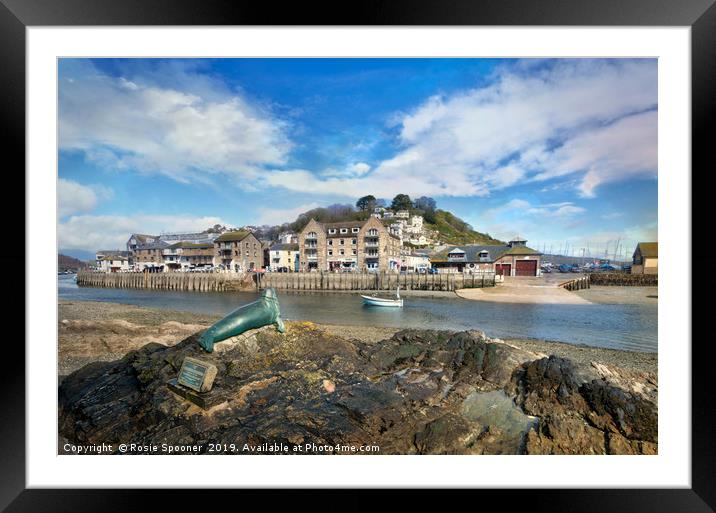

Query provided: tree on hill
[288,203,362,233]
[414,196,436,213]
[413,196,438,223]
[391,194,413,211]
[356,195,376,212]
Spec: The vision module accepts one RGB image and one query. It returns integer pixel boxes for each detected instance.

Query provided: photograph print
[57,57,658,456]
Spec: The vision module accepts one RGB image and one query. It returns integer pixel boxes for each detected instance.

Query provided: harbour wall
[76,271,254,291]
[76,270,496,292]
[259,271,495,292]
[588,273,658,286]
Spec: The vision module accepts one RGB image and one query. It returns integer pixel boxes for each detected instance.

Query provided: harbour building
[298,217,402,272]
[431,237,542,276]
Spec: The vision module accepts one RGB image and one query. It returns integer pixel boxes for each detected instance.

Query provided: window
[328,229,336,234]
[328,240,333,246]
[352,227,359,233]
[352,238,357,245]
[352,249,357,255]
[339,249,345,255]
[328,249,333,256]
[368,228,378,236]
[340,239,345,245]
[340,228,348,234]
[308,231,317,238]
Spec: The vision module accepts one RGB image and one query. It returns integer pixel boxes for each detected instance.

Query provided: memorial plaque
[167,378,226,409]
[176,357,217,393]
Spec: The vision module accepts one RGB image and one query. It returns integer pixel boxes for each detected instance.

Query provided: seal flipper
[198,331,215,353]
[275,316,285,333]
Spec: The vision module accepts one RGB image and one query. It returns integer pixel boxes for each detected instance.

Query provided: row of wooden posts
[76,270,497,292]
[76,271,253,291]
[561,275,590,291]
[258,271,496,292]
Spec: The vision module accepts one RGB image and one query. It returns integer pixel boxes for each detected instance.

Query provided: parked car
[428,267,439,275]
[558,264,571,273]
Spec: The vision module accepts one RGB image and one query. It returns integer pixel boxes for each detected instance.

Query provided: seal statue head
[197,287,284,353]
[261,287,279,301]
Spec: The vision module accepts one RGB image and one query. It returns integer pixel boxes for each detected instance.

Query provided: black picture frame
[3,0,712,511]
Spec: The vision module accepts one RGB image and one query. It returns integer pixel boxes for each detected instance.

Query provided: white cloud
[255,202,321,226]
[57,178,113,218]
[484,199,586,221]
[60,61,291,184]
[473,198,654,258]
[266,59,656,199]
[532,110,657,197]
[321,162,372,178]
[58,214,229,251]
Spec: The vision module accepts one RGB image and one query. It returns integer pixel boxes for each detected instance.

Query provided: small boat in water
[360,286,404,307]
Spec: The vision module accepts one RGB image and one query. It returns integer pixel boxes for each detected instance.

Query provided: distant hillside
[424,210,503,245]
[59,248,96,261]
[58,253,90,271]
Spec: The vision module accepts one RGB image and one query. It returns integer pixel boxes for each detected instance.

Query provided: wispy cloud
[58,213,230,250]
[60,60,292,184]
[266,59,656,199]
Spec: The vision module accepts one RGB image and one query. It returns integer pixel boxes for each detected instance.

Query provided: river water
[58,275,657,353]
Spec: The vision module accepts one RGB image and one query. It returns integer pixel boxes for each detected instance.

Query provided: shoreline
[58,300,657,377]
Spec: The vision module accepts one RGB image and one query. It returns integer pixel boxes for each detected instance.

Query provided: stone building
[132,241,169,271]
[213,230,263,272]
[631,242,658,274]
[298,217,402,272]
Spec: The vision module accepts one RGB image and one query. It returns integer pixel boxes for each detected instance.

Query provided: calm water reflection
[58,275,657,352]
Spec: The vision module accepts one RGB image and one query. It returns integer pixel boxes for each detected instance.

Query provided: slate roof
[431,244,541,263]
[135,241,169,250]
[128,234,159,244]
[323,221,366,237]
[270,243,299,252]
[167,241,214,249]
[214,230,252,242]
[98,255,128,261]
[635,242,658,258]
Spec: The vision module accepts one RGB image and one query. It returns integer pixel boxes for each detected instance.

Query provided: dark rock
[58,324,658,455]
[580,380,658,442]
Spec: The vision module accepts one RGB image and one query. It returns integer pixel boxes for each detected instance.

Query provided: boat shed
[430,237,542,276]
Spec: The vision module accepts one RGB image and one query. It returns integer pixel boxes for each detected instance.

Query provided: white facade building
[97,255,130,272]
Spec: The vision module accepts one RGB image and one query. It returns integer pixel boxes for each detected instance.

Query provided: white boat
[360,286,404,307]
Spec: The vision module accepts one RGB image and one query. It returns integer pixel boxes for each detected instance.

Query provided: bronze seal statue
[198,287,285,352]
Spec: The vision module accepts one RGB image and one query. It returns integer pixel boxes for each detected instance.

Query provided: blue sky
[58,58,657,258]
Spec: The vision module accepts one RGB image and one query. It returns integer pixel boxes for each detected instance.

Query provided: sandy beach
[455,275,658,306]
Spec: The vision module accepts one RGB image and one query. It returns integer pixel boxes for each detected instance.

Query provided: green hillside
[256,201,502,247]
[424,210,503,245]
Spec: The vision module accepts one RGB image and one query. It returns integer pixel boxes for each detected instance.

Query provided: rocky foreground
[59,321,657,455]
